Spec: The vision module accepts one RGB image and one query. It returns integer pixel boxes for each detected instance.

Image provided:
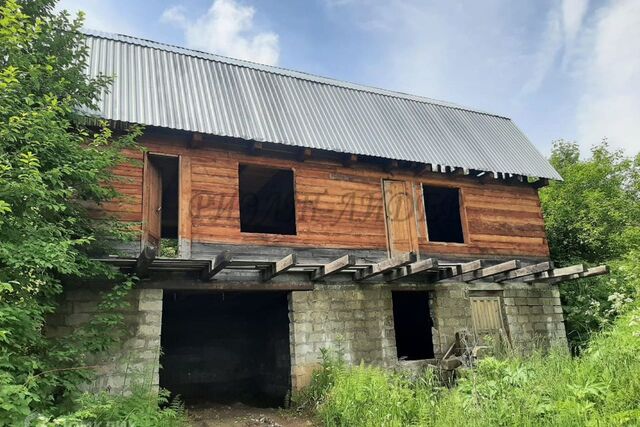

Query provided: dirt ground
[186,403,318,427]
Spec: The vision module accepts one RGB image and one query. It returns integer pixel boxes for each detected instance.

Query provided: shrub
[309,301,640,426]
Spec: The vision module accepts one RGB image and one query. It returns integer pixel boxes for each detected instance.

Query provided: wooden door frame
[381,179,420,258]
[142,152,184,256]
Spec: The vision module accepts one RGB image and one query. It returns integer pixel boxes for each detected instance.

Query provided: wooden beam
[548,265,609,285]
[262,254,297,281]
[297,147,312,162]
[444,260,485,280]
[532,178,549,189]
[248,141,263,155]
[414,163,433,176]
[447,167,465,176]
[354,252,417,281]
[135,245,157,278]
[189,132,204,149]
[200,251,233,281]
[523,264,586,283]
[311,255,356,281]
[494,261,554,283]
[385,258,439,282]
[383,159,399,173]
[465,260,521,282]
[342,153,358,167]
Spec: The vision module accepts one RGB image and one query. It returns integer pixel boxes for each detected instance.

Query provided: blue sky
[58,0,640,155]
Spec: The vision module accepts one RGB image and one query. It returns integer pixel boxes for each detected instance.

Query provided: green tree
[540,140,640,348]
[0,0,140,422]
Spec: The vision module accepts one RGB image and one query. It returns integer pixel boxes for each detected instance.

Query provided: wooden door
[382,180,419,257]
[142,155,162,250]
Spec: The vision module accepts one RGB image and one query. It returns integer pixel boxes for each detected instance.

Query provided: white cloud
[522,0,589,94]
[576,0,640,153]
[56,0,137,35]
[161,0,279,65]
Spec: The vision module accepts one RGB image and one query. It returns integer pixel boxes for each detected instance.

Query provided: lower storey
[48,282,567,404]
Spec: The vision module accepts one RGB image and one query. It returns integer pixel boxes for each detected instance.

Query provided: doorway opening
[160,291,291,407]
[392,291,434,360]
[144,154,179,256]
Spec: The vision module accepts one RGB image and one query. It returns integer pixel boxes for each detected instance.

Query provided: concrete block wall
[430,282,567,356]
[289,285,397,390]
[47,288,163,394]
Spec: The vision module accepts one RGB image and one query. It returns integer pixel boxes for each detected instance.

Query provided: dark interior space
[239,164,296,235]
[160,291,291,407]
[149,154,179,239]
[423,185,464,243]
[392,291,434,360]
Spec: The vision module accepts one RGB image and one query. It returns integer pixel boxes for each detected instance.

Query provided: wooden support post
[135,245,157,278]
[523,264,586,283]
[385,258,439,282]
[465,260,521,282]
[354,252,417,281]
[200,251,233,281]
[311,255,356,281]
[548,265,609,285]
[494,261,554,283]
[262,254,297,281]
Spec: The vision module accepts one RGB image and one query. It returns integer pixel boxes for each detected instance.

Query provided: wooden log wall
[104,133,550,259]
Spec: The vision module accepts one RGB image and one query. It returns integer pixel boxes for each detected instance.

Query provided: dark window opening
[150,154,179,239]
[160,291,291,407]
[239,164,296,235]
[392,291,434,360]
[423,185,464,243]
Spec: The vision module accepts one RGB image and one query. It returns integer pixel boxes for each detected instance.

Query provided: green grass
[301,305,640,427]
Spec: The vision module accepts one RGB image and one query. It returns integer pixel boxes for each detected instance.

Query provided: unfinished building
[48,30,608,407]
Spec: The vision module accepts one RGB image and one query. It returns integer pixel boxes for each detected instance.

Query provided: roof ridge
[81,28,511,120]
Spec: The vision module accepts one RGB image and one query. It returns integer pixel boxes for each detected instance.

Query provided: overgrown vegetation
[299,142,640,426]
[302,291,640,426]
[540,141,640,349]
[0,0,186,424]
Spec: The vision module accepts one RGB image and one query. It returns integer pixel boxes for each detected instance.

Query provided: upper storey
[83,30,561,181]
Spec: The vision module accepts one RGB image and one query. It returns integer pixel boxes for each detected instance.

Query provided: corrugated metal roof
[83,29,561,180]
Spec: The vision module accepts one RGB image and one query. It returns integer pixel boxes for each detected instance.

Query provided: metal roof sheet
[83,30,561,180]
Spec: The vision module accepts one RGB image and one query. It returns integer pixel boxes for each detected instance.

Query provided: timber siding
[103,132,549,259]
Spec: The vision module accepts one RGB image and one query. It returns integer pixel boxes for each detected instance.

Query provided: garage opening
[422,185,464,243]
[238,164,296,235]
[160,291,291,407]
[392,291,434,360]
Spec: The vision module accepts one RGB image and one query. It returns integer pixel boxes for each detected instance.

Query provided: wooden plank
[549,265,609,285]
[465,260,521,282]
[261,254,297,281]
[445,260,485,280]
[354,252,417,281]
[494,261,554,283]
[142,279,313,291]
[311,255,356,281]
[135,245,157,278]
[384,258,439,282]
[178,155,192,258]
[523,264,586,283]
[200,251,233,281]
